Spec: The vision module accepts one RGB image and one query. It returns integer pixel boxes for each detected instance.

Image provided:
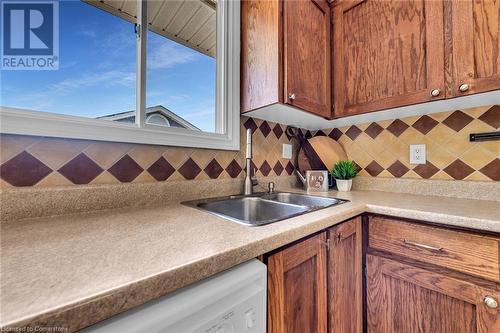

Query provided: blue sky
[1,0,217,132]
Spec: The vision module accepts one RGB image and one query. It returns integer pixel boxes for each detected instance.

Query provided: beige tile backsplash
[0,105,498,189]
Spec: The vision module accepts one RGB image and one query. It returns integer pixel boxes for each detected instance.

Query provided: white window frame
[0,0,240,151]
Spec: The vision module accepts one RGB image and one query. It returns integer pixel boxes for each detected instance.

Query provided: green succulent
[330,160,358,180]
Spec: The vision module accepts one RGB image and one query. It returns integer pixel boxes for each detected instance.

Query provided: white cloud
[50,70,135,94]
[77,29,97,38]
[148,43,197,70]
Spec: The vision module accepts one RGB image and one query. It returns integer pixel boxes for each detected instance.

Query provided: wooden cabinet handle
[403,239,443,252]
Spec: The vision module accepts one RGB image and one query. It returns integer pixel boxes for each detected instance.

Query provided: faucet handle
[251,176,258,187]
[268,182,275,194]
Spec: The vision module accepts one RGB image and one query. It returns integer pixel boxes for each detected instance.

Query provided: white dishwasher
[82,259,267,333]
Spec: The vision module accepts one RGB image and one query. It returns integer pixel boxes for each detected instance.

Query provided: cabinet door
[367,254,500,333]
[283,0,332,118]
[267,232,328,333]
[332,0,445,117]
[446,0,500,97]
[328,217,363,333]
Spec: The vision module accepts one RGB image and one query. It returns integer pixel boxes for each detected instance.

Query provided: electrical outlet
[282,144,292,159]
[409,144,426,164]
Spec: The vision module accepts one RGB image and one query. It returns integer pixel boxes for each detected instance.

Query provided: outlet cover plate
[282,144,292,159]
[409,144,426,164]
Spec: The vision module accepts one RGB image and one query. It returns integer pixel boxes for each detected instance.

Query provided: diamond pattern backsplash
[318,105,500,181]
[1,106,499,188]
[0,117,298,187]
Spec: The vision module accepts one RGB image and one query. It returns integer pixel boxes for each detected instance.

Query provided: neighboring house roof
[97,105,200,131]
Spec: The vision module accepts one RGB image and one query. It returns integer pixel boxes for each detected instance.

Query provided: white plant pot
[336,179,353,192]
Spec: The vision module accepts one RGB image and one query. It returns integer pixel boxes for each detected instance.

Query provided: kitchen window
[0,0,240,150]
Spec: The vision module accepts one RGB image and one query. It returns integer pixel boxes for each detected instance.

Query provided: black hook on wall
[469,131,500,142]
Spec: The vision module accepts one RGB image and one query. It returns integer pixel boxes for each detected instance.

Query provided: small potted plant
[330,160,358,192]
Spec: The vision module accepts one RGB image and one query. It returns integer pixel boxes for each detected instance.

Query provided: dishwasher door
[82,259,267,333]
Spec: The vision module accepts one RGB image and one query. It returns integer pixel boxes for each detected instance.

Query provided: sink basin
[183,192,348,226]
[194,197,309,226]
[261,192,342,208]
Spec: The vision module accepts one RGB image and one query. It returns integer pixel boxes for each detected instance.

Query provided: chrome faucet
[244,128,258,195]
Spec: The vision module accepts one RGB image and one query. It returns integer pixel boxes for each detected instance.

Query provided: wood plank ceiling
[86,0,216,57]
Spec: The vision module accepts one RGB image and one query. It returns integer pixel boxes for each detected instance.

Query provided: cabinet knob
[459,83,470,92]
[288,93,296,100]
[430,89,441,97]
[483,296,498,309]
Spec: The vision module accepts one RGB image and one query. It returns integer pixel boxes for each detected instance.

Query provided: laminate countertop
[1,190,499,332]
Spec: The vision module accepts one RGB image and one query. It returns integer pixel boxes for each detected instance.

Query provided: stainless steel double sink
[183,192,348,226]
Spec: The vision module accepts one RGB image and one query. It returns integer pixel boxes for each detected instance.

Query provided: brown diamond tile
[204,158,224,179]
[478,105,500,129]
[147,156,175,181]
[273,161,284,176]
[178,158,202,180]
[479,158,500,181]
[442,110,474,132]
[272,124,283,139]
[386,160,410,178]
[443,159,475,180]
[58,153,103,184]
[260,160,272,176]
[285,161,295,175]
[364,161,384,176]
[0,151,52,186]
[225,159,242,178]
[108,155,144,182]
[412,115,439,135]
[345,125,362,140]
[259,121,271,137]
[386,119,409,137]
[413,162,439,179]
[364,122,384,139]
[314,130,327,137]
[351,161,362,173]
[328,128,343,141]
[243,118,258,133]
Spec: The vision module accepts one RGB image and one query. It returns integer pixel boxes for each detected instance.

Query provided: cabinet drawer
[368,216,500,282]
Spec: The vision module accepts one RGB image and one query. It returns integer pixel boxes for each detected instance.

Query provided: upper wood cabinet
[267,232,328,333]
[445,0,500,97]
[241,0,332,118]
[332,0,446,117]
[332,0,500,118]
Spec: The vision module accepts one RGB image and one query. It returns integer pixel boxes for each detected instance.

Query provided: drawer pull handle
[483,296,498,309]
[403,239,443,252]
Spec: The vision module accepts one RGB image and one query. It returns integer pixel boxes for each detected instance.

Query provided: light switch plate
[282,144,292,159]
[409,144,426,164]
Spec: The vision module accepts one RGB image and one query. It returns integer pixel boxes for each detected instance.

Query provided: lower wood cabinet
[266,217,362,333]
[367,254,500,332]
[267,232,328,333]
[266,214,499,333]
[328,217,363,333]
